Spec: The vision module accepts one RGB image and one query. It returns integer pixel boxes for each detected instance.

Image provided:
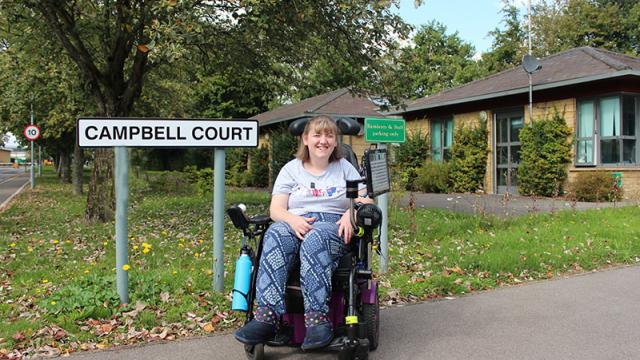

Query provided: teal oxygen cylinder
[231,247,252,311]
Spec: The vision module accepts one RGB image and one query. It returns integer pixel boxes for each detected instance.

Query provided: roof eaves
[399,69,640,114]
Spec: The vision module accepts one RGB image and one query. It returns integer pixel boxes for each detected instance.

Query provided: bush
[394,129,430,190]
[518,110,572,197]
[415,161,451,193]
[569,172,623,202]
[270,125,298,186]
[246,145,269,188]
[450,120,488,192]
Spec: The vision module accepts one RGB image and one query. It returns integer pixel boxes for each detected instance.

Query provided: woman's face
[303,126,337,161]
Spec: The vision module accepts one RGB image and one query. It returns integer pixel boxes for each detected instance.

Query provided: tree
[481,2,527,73]
[3,0,410,222]
[532,0,640,56]
[391,21,485,100]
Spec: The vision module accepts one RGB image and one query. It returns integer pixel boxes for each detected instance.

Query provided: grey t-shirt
[272,158,366,216]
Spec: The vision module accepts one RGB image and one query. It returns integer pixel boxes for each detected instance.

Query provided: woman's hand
[287,215,316,240]
[337,210,354,244]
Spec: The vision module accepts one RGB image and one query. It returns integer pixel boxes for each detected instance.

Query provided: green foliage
[450,120,488,193]
[482,4,527,73]
[414,161,451,193]
[270,126,299,185]
[569,172,624,202]
[392,21,486,99]
[394,130,430,191]
[518,111,572,197]
[247,145,270,188]
[40,275,119,317]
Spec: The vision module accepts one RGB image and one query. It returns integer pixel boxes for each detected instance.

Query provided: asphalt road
[0,166,29,209]
[68,264,640,360]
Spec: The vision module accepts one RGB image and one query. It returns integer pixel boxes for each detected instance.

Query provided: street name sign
[77,118,259,148]
[364,117,405,143]
[24,124,41,141]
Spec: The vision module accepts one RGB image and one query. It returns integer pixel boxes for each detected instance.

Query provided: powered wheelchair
[227,117,390,360]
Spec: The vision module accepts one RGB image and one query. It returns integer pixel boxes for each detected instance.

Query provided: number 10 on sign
[24,125,41,141]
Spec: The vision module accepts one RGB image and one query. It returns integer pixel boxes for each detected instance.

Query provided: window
[577,95,638,166]
[431,117,453,161]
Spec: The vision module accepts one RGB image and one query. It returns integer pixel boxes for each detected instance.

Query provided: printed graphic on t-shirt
[292,184,340,199]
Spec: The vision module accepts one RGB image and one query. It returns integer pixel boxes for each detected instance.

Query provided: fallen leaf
[100,324,113,334]
[53,328,67,341]
[202,323,215,333]
[12,332,25,342]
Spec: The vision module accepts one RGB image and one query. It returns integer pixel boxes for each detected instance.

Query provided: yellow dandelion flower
[198,240,203,244]
[51,301,57,305]
[9,243,16,247]
[103,241,108,246]
[42,279,49,284]
[207,270,213,275]
[53,240,59,244]
[133,245,139,250]
[84,269,90,274]
[178,243,184,248]
[36,288,41,293]
[142,242,151,248]
[194,252,199,258]
[172,271,177,275]
[27,247,33,252]
[142,248,150,254]
[122,264,131,271]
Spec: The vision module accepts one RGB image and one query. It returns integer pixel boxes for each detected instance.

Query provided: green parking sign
[364,118,406,143]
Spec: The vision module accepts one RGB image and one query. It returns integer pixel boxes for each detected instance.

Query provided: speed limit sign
[24,124,41,141]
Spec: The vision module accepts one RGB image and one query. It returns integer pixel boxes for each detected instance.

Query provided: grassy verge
[382,203,640,301]
[1,168,640,357]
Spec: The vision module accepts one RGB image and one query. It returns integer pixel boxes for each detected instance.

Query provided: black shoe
[301,322,333,351]
[234,320,276,345]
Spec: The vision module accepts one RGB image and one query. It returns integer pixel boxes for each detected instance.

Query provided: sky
[397,0,509,54]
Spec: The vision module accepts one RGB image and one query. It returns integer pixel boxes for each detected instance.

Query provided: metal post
[115,147,129,304]
[38,146,42,176]
[213,148,226,292]
[378,143,389,273]
[30,104,34,189]
[529,74,533,127]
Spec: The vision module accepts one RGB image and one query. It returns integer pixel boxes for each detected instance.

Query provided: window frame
[430,116,453,162]
[576,93,639,167]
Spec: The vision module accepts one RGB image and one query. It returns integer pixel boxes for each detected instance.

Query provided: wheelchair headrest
[288,116,361,136]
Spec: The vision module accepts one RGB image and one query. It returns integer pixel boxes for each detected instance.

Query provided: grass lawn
[1,168,640,357]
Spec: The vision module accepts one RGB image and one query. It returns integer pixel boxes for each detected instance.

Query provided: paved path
[0,167,29,210]
[399,192,635,217]
[68,265,640,360]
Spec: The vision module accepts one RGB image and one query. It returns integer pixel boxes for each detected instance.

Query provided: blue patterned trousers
[254,212,347,326]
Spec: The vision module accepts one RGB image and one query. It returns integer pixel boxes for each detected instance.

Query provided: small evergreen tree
[518,110,572,197]
[394,129,430,190]
[450,120,488,193]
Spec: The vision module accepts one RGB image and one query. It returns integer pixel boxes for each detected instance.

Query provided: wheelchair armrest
[249,215,271,226]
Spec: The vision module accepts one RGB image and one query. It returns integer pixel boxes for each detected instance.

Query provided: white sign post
[78,118,259,302]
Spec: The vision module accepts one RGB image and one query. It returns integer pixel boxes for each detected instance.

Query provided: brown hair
[295,115,343,162]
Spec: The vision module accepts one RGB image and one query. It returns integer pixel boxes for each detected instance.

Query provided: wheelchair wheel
[244,343,264,360]
[362,294,380,350]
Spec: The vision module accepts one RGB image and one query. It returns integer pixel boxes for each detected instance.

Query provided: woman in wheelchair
[234,115,373,350]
